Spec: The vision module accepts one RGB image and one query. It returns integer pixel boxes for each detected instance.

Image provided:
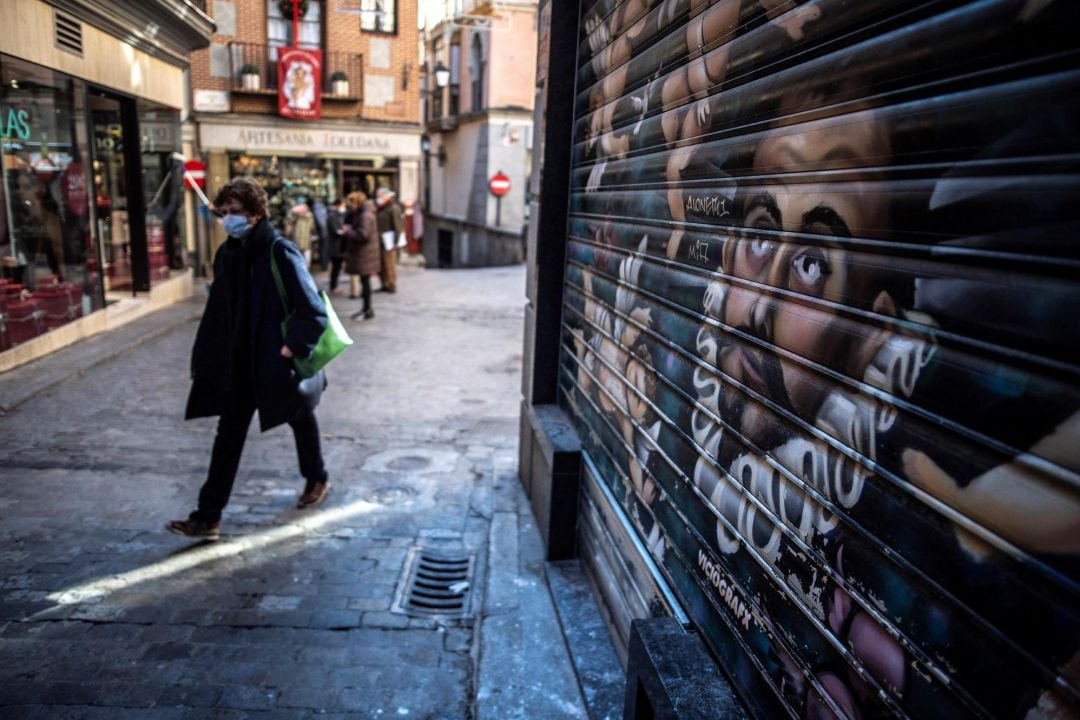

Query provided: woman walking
[343,191,378,320]
[167,178,330,539]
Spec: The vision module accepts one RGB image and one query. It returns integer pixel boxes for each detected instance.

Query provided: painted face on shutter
[719,114,895,445]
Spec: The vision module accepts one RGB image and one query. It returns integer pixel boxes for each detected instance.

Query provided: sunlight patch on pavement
[45,499,378,606]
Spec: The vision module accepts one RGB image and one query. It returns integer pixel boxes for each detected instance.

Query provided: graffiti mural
[560,0,1080,718]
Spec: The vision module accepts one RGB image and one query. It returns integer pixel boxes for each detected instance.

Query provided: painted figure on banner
[285,61,316,111]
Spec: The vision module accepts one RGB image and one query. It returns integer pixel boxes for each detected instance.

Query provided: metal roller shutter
[559,0,1080,718]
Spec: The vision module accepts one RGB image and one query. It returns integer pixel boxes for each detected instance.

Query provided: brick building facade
[189,0,422,260]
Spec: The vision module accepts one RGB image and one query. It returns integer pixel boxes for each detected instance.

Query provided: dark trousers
[329,256,344,291]
[196,395,327,522]
[360,274,372,312]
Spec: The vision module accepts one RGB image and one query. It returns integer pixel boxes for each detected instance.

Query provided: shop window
[229,154,336,233]
[0,54,99,349]
[138,100,183,282]
[360,0,396,34]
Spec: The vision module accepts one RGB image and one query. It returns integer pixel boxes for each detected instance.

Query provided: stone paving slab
[0,266,591,719]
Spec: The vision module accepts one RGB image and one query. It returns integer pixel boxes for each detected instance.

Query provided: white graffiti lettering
[698,549,754,630]
[685,194,731,218]
[688,239,711,264]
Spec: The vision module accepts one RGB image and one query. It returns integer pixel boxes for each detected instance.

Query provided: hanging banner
[278,47,322,120]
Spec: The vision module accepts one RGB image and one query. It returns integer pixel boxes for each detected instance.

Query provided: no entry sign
[489,172,511,197]
[183,159,206,190]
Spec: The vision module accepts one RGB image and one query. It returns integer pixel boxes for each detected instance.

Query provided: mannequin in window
[13,170,63,281]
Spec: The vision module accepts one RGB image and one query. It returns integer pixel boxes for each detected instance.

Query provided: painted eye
[750,237,775,257]
[792,250,830,287]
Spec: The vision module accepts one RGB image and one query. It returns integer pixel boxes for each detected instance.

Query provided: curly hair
[345,191,367,212]
[213,177,268,216]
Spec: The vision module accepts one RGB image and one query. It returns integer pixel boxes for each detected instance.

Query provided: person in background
[375,187,403,293]
[406,199,424,255]
[311,196,329,271]
[325,197,347,295]
[167,177,330,540]
[343,191,378,320]
[285,197,314,266]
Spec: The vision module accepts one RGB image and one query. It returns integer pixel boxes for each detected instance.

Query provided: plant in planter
[240,63,261,91]
[330,71,350,97]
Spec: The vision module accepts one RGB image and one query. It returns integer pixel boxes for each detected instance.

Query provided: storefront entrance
[89,92,135,292]
[342,165,397,200]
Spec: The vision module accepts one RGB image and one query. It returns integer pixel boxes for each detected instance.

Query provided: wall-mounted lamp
[433,61,451,89]
[420,134,431,154]
[436,146,448,167]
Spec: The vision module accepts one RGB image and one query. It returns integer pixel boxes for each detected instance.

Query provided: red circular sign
[183,159,207,189]
[489,172,511,197]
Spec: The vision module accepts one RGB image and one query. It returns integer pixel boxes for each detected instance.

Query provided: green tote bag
[269,238,353,379]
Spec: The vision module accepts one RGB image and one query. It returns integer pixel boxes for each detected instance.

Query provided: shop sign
[95,123,123,153]
[142,122,178,152]
[278,47,323,120]
[200,123,420,157]
[1,107,30,140]
[194,90,230,113]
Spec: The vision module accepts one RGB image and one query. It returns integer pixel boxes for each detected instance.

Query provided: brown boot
[298,480,329,508]
[165,514,220,540]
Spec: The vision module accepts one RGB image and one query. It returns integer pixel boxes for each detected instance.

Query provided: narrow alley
[0,265,587,720]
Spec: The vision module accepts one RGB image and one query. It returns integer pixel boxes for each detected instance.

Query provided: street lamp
[433,61,450,89]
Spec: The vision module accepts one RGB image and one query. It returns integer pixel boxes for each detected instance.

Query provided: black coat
[185,218,328,431]
[326,208,346,259]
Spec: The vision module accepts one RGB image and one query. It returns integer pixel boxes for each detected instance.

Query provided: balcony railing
[228,42,364,98]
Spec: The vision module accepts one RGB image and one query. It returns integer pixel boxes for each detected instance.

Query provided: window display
[140,101,183,281]
[229,154,336,231]
[0,54,99,349]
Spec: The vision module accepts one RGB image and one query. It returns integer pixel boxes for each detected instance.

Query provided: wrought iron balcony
[227,42,364,99]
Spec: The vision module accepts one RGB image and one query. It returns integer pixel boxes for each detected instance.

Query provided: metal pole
[495,195,501,227]
[291,0,301,47]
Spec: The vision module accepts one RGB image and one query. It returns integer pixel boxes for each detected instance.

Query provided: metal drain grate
[391,546,475,620]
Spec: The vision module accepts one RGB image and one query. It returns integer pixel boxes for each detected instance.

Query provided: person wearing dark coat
[343,191,379,320]
[326,197,347,294]
[167,178,331,540]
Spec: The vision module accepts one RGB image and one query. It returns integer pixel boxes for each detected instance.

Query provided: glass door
[89,93,130,294]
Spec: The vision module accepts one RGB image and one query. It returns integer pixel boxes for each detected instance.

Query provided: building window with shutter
[469,34,483,112]
[360,0,396,34]
[267,0,322,79]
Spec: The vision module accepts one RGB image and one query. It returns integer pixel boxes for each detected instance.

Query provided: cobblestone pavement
[0,265,586,720]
